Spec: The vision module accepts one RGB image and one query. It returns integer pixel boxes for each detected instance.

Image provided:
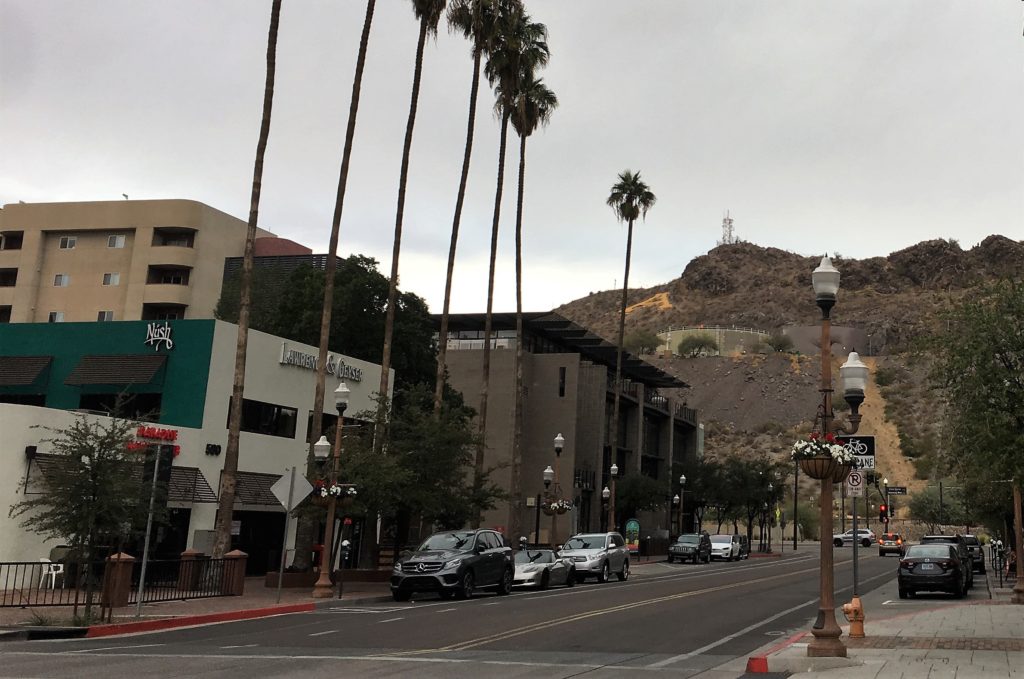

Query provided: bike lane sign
[838,435,874,470]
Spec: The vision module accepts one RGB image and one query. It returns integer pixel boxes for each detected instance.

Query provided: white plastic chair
[38,558,65,589]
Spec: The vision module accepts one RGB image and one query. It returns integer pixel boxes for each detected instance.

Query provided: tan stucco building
[0,199,275,324]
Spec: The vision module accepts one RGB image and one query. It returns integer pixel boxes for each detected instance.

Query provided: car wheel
[540,570,550,591]
[392,590,411,602]
[566,569,576,587]
[692,555,698,564]
[705,554,711,563]
[862,538,871,548]
[497,568,512,596]
[617,560,629,581]
[879,551,885,557]
[666,555,673,564]
[834,539,843,547]
[953,578,964,599]
[597,561,609,583]
[898,588,908,599]
[438,590,454,600]
[456,570,475,599]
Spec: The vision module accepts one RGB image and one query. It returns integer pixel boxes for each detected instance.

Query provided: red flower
[824,433,836,443]
[809,432,820,441]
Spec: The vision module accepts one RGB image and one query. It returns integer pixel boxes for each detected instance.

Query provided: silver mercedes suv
[560,532,629,583]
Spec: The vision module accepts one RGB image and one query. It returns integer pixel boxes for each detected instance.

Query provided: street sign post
[838,435,875,470]
[886,486,908,495]
[846,471,865,498]
[271,470,314,603]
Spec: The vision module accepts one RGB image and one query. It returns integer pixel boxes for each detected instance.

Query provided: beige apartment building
[0,199,275,323]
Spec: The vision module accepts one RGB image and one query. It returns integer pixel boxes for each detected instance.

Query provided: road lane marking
[482,602,500,606]
[219,644,258,648]
[379,617,404,623]
[436,608,456,613]
[308,630,337,637]
[70,643,164,653]
[647,598,818,667]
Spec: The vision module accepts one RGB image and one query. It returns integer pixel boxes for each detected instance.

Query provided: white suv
[560,532,630,583]
[710,534,741,561]
[833,529,876,548]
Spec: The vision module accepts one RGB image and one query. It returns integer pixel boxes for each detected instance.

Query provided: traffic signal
[879,504,888,522]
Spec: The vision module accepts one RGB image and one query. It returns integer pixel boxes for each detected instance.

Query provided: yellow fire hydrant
[842,596,866,638]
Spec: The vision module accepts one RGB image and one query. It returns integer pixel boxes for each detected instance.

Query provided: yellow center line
[378,562,826,657]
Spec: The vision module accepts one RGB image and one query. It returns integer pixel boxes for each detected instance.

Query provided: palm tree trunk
[291,0,375,572]
[609,218,634,482]
[476,111,510,527]
[434,45,483,416]
[377,16,430,452]
[510,132,527,540]
[213,0,281,559]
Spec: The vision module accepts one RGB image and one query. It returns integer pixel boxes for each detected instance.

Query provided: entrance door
[231,511,285,576]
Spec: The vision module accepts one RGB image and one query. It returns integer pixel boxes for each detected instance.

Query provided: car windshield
[563,535,605,550]
[417,531,476,551]
[710,535,731,544]
[676,535,699,544]
[921,536,957,544]
[907,545,954,559]
[963,536,980,546]
[883,534,900,540]
[514,550,553,565]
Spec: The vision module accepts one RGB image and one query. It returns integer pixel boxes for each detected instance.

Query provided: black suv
[667,533,711,564]
[391,529,513,601]
[920,535,974,589]
[963,534,985,574]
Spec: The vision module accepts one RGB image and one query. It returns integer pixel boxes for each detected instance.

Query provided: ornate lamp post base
[312,577,334,599]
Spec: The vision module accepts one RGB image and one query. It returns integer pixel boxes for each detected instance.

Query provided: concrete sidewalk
[741,570,1024,677]
[0,576,391,631]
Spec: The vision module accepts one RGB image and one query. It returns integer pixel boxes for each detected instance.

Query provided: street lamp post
[806,255,869,658]
[679,474,687,534]
[551,433,565,547]
[607,463,619,533]
[602,486,611,531]
[543,465,554,546]
[312,381,351,599]
[883,477,890,530]
[767,482,774,552]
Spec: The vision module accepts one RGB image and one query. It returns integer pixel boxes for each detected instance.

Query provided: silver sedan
[513,549,576,589]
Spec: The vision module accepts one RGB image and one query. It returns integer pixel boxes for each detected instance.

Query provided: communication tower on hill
[718,210,737,246]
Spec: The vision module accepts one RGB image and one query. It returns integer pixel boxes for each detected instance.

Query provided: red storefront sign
[130,426,181,457]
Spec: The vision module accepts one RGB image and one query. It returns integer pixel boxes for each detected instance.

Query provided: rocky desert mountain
[556,236,1023,484]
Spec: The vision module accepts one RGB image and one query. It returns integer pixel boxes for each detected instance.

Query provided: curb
[313,594,394,608]
[0,626,88,642]
[745,630,807,673]
[85,602,315,638]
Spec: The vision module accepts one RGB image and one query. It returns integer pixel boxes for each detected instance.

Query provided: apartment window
[48,312,64,323]
[102,272,120,286]
[107,234,126,248]
[147,266,190,285]
[558,366,567,398]
[0,306,11,323]
[228,397,298,439]
[97,310,114,321]
[0,269,16,286]
[152,228,196,248]
[0,232,23,250]
[53,273,70,287]
[58,236,76,250]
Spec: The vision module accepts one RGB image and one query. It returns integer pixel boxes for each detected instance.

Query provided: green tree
[614,473,669,523]
[217,0,282,559]
[474,6,548,527]
[932,280,1024,601]
[434,0,515,415]
[624,329,661,355]
[764,332,794,353]
[378,0,448,450]
[678,333,717,358]
[9,414,157,616]
[606,170,656,481]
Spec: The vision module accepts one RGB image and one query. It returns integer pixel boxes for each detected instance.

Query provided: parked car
[833,529,876,548]
[560,532,629,583]
[710,534,741,561]
[735,534,750,560]
[513,549,575,589]
[962,534,986,574]
[390,529,513,601]
[898,543,968,599]
[667,533,711,564]
[920,535,974,589]
[878,532,906,557]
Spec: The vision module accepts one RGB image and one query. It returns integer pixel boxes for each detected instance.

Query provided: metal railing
[0,560,103,608]
[127,558,231,604]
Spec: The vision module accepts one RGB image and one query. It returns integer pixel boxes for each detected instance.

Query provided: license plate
[920,563,935,571]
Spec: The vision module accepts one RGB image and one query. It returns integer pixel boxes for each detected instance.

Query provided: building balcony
[674,404,698,426]
[143,283,192,306]
[147,244,197,268]
[644,391,670,414]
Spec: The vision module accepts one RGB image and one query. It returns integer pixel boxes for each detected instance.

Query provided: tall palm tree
[377,0,447,451]
[473,8,549,526]
[605,170,656,509]
[292,0,377,572]
[506,74,557,539]
[433,0,515,416]
[213,0,283,559]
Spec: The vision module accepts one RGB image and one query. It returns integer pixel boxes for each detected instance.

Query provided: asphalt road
[0,549,922,678]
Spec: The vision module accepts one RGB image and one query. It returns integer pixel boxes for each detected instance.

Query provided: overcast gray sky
[2,1,1021,314]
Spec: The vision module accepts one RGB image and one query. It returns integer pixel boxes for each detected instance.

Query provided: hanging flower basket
[541,505,556,516]
[799,456,839,480]
[310,480,357,506]
[310,495,330,507]
[831,463,853,484]
[541,498,572,516]
[791,432,854,480]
